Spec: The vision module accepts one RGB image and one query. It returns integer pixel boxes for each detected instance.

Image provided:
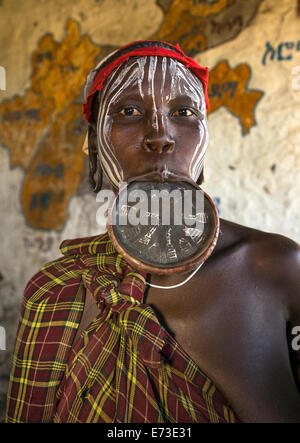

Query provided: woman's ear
[87,122,103,193]
[82,122,97,156]
[82,132,89,155]
[87,122,97,153]
[84,91,100,155]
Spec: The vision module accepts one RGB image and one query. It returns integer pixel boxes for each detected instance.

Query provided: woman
[6,40,300,423]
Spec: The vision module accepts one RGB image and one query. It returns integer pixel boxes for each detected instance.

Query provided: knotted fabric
[60,234,166,369]
[7,233,240,423]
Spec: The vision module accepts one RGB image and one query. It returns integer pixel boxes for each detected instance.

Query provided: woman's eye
[119,107,142,116]
[172,108,193,117]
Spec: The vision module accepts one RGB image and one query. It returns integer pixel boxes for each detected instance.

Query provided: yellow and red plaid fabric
[6,233,239,423]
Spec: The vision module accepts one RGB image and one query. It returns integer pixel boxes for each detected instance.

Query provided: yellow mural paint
[207,61,263,135]
[0,0,264,230]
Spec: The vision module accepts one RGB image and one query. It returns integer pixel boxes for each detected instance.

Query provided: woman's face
[96,56,209,189]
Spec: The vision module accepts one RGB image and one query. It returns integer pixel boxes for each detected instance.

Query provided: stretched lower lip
[126,171,198,187]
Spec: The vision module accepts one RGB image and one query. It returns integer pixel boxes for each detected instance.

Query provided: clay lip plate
[107,181,220,275]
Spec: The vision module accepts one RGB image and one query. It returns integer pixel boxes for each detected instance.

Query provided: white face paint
[167,58,209,181]
[148,56,158,131]
[96,56,209,188]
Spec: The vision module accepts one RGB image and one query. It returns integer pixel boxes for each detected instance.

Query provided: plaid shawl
[6,233,239,423]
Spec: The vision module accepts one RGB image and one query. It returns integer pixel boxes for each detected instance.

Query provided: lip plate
[107,180,220,275]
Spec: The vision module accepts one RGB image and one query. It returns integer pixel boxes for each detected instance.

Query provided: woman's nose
[143,135,175,154]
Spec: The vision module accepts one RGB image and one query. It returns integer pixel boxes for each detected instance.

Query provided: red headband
[82,41,209,123]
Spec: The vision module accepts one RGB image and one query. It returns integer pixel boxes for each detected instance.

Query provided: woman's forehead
[100,56,205,107]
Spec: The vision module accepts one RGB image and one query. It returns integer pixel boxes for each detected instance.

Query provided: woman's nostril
[143,140,175,153]
[163,142,175,153]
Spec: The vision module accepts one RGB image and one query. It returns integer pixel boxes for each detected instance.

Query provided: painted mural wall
[0,0,299,419]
